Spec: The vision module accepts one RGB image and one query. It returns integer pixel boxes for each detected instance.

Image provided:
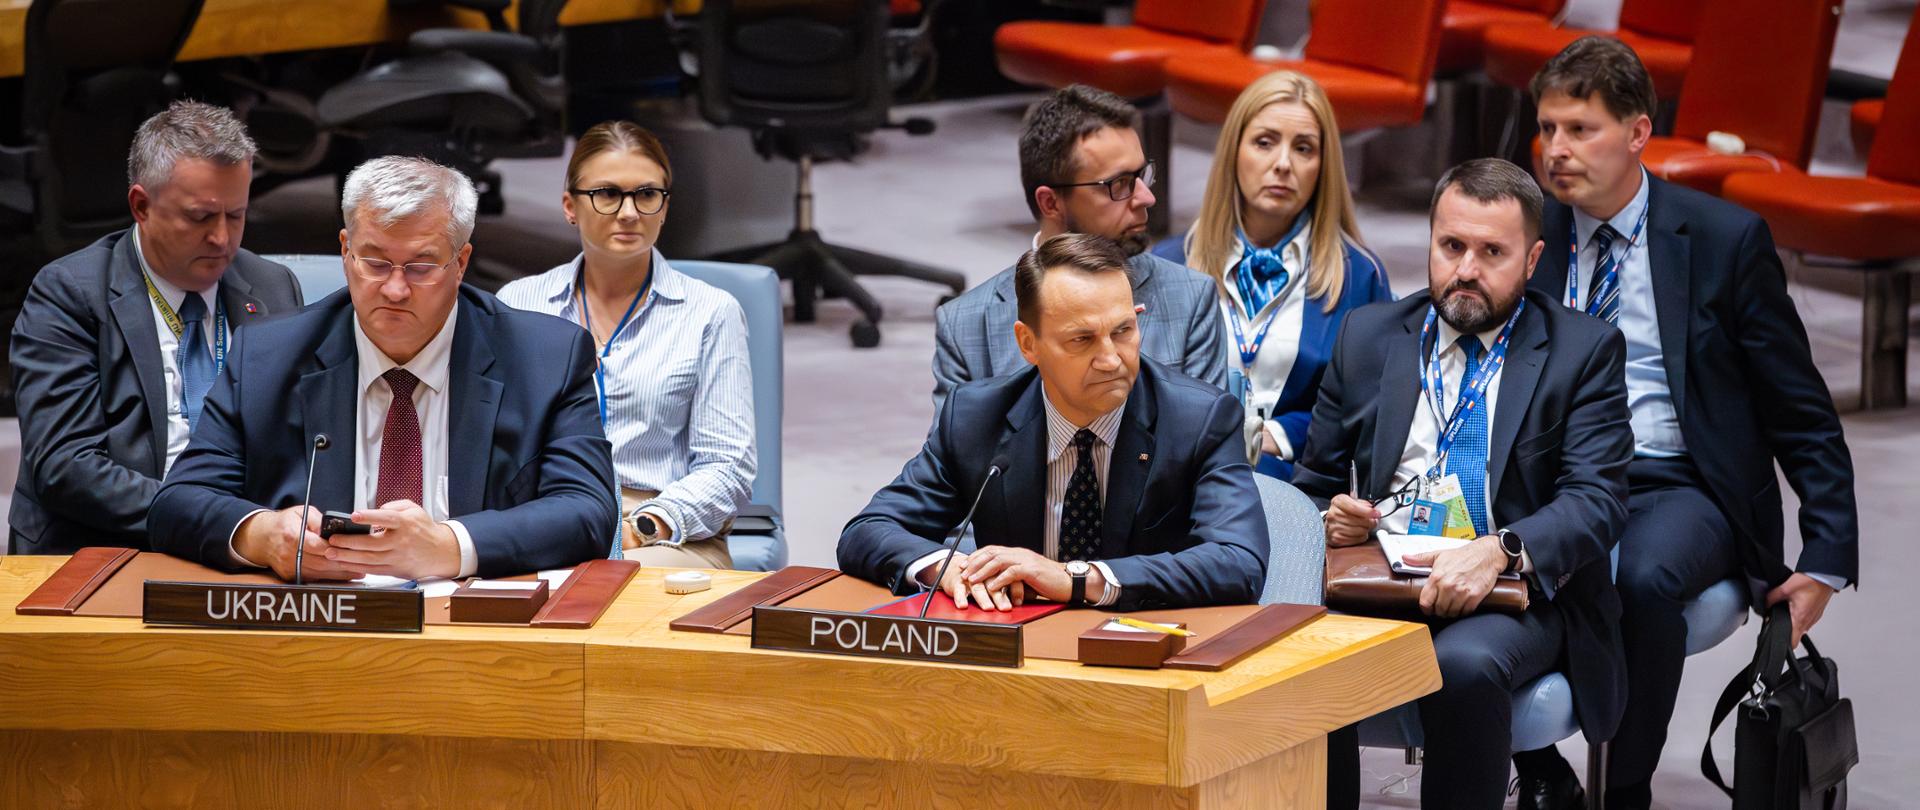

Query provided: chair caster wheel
[850,319,881,348]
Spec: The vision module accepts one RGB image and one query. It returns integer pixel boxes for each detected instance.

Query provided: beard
[1062,212,1150,257]
[1432,279,1521,335]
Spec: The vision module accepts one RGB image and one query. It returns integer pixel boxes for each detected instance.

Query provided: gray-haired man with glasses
[931,84,1225,409]
[149,155,618,582]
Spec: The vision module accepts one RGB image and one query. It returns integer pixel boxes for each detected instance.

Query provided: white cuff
[1263,419,1293,461]
[227,508,274,568]
[1805,571,1847,592]
[1091,561,1122,607]
[906,549,953,589]
[446,519,478,578]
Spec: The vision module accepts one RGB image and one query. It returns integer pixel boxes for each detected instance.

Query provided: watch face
[1067,561,1091,576]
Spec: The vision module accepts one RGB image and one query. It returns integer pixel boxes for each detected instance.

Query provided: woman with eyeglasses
[498,120,753,568]
[1167,71,1393,481]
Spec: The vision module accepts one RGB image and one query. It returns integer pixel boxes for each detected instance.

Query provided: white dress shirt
[1217,222,1310,462]
[1568,169,1685,458]
[1382,318,1504,536]
[496,250,755,544]
[906,386,1124,607]
[129,224,227,475]
[228,306,477,577]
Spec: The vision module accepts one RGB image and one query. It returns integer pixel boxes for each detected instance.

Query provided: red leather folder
[15,547,139,615]
[865,591,1067,625]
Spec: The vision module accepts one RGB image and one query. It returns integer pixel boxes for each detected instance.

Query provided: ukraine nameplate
[143,580,423,633]
[749,605,1022,668]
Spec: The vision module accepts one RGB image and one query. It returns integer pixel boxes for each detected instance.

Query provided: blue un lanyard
[1418,299,1524,479]
[573,263,652,426]
[1565,203,1649,314]
[1222,298,1284,371]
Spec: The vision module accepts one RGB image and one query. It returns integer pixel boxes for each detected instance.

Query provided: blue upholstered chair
[1254,475,1325,606]
[263,253,348,305]
[1354,545,1751,810]
[671,261,788,572]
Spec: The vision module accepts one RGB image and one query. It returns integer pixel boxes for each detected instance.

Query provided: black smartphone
[320,510,372,538]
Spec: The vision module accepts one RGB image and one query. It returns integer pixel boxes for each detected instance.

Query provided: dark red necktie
[375,368,423,507]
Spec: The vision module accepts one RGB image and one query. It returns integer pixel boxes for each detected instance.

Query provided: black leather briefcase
[1702,602,1857,810]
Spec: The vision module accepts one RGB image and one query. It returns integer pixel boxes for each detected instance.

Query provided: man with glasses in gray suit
[932,85,1225,409]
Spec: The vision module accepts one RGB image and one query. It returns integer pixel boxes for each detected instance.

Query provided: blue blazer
[1153,236,1394,480]
[149,286,619,576]
[839,357,1269,610]
[1531,176,1857,589]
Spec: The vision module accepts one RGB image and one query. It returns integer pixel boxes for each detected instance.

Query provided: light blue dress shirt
[497,250,756,543]
[1569,170,1685,459]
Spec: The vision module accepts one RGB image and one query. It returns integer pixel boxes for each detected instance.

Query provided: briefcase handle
[1699,602,1824,799]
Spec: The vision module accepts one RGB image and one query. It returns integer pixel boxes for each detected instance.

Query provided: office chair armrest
[408,29,544,66]
[0,143,36,217]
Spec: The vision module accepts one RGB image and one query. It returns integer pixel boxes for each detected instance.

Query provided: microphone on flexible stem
[920,454,1009,619]
[295,433,330,586]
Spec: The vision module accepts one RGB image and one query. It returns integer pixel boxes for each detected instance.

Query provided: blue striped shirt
[497,251,756,543]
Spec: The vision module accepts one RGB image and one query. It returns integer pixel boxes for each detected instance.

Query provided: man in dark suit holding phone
[149,156,617,581]
[1294,159,1633,809]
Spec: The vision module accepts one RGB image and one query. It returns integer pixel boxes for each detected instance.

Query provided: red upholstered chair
[993,0,1268,99]
[1634,0,1843,195]
[1482,0,1701,100]
[1852,98,1884,156]
[1437,0,1565,75]
[1163,0,1447,128]
[1722,17,1920,409]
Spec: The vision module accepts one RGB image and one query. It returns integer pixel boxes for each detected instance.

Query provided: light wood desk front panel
[0,0,699,79]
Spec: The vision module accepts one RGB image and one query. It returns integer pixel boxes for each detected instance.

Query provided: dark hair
[1017,84,1140,220]
[1014,233,1134,329]
[1529,35,1659,121]
[1430,158,1544,243]
[567,120,673,190]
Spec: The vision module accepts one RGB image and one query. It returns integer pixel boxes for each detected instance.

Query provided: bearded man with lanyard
[1293,159,1633,809]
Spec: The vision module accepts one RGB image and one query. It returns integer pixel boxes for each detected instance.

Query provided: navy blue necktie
[176,293,216,431]
[1448,335,1491,537]
[1588,224,1622,325]
[1059,429,1102,561]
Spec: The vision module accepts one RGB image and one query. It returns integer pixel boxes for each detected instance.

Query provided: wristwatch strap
[1069,567,1088,606]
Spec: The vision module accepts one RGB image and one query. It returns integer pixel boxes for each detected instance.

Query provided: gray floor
[7,4,1920,802]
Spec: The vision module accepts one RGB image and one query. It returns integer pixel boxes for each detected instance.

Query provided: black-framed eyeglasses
[1049,162,1156,202]
[347,250,457,286]
[570,186,671,216]
[1370,477,1428,519]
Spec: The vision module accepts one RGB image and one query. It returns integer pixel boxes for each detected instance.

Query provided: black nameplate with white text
[143,580,423,633]
[750,605,1022,668]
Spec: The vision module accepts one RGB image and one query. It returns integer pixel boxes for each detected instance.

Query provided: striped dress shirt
[497,251,755,543]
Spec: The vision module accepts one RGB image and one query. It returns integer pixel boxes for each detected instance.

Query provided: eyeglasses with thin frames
[347,250,458,286]
[1049,162,1156,202]
[1370,476,1428,519]
[570,186,671,216]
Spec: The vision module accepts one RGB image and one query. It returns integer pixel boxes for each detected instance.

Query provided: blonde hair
[1185,70,1373,313]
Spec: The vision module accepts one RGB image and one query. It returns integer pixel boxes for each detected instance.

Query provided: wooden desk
[0,0,699,79]
[0,556,1439,808]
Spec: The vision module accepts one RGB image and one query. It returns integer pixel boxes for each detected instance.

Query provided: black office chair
[314,0,569,214]
[696,0,965,348]
[0,0,207,259]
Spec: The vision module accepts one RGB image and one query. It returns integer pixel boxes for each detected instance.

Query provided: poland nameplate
[750,605,1022,668]
[143,580,423,633]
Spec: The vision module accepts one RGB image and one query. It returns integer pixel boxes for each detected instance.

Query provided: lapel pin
[1138,453,1150,462]
[244,302,258,314]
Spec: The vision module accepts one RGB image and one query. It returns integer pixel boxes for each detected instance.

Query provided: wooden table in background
[0,0,702,79]
[0,555,1439,808]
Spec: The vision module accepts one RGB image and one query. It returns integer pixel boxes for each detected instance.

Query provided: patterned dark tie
[1448,336,1491,537]
[1587,223,1621,325]
[376,368,424,507]
[176,294,215,431]
[1059,428,1102,561]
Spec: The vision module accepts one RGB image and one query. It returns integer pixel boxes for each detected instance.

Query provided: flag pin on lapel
[244,302,258,314]
[1138,453,1149,462]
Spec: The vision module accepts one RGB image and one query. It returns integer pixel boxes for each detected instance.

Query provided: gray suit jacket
[9,228,304,554]
[931,250,1226,409]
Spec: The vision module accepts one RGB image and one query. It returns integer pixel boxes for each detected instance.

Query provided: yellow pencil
[1113,616,1197,637]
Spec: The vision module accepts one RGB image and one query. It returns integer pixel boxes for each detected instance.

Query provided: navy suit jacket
[1294,290,1633,742]
[1531,176,1859,588]
[9,229,302,554]
[149,286,618,576]
[840,358,1269,610]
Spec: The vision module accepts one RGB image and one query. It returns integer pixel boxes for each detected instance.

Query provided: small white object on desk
[664,571,712,594]
[470,580,544,591]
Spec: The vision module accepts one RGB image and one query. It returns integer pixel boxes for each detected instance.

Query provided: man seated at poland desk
[147,156,618,581]
[839,234,1268,611]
